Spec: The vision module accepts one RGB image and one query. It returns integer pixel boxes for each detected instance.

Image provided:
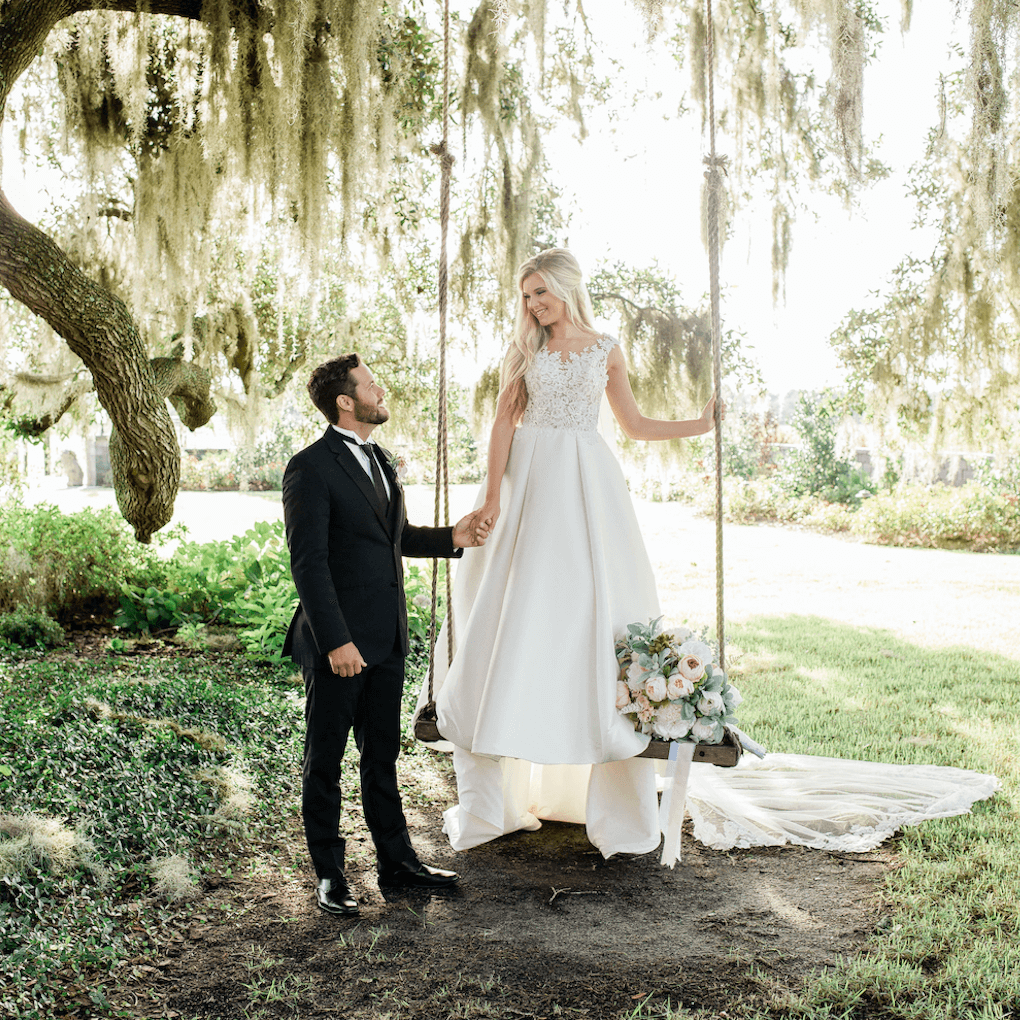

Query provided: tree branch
[0,188,179,541]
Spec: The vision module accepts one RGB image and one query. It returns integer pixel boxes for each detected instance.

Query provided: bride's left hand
[701,396,726,430]
[452,509,490,548]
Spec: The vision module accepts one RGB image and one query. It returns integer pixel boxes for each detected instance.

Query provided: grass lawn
[728,617,1019,1020]
[1,619,1018,1020]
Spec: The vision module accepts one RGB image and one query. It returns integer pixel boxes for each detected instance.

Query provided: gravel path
[31,482,1020,660]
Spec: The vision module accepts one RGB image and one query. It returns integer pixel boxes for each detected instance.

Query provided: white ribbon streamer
[659,740,696,868]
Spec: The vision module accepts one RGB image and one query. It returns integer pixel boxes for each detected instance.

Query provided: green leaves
[0,653,302,1019]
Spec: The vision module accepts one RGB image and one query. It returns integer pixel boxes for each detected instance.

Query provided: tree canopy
[2,0,1019,540]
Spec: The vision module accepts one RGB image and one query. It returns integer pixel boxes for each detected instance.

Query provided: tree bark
[0,0,219,541]
[0,190,187,541]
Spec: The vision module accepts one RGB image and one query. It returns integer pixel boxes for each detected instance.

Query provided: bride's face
[521,272,566,329]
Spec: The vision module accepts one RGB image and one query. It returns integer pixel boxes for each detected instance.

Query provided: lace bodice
[520,334,618,432]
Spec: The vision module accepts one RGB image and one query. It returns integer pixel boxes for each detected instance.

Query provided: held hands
[328,642,367,677]
[475,498,500,534]
[452,509,492,548]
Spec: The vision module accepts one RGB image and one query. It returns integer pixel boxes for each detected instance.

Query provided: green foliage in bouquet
[615,617,742,744]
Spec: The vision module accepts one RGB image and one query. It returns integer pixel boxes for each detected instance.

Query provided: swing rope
[703,0,727,673]
[423,0,454,722]
[417,0,734,763]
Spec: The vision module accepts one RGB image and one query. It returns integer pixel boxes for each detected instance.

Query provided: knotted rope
[704,0,726,673]
[424,0,454,715]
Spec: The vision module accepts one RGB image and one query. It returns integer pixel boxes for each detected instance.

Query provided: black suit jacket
[282,427,461,667]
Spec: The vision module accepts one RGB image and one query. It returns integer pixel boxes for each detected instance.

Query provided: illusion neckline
[538,334,610,363]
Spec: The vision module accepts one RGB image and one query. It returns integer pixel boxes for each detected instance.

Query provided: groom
[282,353,488,916]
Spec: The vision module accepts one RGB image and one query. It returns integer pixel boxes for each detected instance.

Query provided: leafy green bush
[404,562,447,674]
[851,483,1020,551]
[0,503,166,619]
[229,579,298,661]
[179,451,239,491]
[114,584,199,635]
[0,608,66,649]
[708,409,780,481]
[179,420,300,492]
[778,391,875,505]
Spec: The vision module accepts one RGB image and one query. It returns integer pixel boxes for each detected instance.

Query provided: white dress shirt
[332,425,392,500]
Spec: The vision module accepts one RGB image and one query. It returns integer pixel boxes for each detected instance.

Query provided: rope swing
[416,0,737,767]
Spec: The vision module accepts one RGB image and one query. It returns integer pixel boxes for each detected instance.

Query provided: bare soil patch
[110,761,891,1020]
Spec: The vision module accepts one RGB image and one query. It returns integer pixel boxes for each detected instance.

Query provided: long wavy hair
[498,248,598,423]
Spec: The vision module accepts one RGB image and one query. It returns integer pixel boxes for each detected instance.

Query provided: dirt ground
[36,485,1018,1018]
[117,776,891,1020]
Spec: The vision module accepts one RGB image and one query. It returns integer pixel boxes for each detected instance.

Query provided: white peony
[627,660,649,691]
[645,676,668,703]
[678,638,714,664]
[677,654,705,684]
[691,716,720,742]
[697,690,725,716]
[666,674,696,700]
[654,702,694,741]
[725,684,743,708]
[616,681,633,711]
[660,621,694,644]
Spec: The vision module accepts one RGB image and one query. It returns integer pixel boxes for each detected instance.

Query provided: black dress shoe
[315,875,359,915]
[377,860,460,890]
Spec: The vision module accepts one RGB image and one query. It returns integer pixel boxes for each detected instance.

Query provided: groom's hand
[452,510,490,548]
[328,642,367,677]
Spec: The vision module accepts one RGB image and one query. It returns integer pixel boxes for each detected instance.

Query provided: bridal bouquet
[615,618,741,744]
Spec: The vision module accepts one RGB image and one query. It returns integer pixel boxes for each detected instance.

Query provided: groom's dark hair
[308,353,361,424]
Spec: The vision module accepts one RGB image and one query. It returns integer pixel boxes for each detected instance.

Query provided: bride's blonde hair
[498,248,598,422]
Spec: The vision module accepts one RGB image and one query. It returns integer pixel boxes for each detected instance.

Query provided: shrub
[0,503,166,619]
[0,608,66,649]
[114,585,199,636]
[708,410,780,481]
[852,484,1020,551]
[179,451,239,491]
[778,391,874,506]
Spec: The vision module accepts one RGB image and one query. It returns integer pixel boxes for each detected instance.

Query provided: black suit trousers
[301,638,417,878]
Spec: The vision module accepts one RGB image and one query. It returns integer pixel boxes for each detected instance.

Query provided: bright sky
[1,2,964,395]
[545,0,964,394]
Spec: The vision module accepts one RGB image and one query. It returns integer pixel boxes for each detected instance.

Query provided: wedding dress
[416,334,999,858]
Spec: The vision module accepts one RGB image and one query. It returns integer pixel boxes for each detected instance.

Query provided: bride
[418,247,997,859]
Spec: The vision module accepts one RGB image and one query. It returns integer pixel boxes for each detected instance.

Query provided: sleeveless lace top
[520,334,618,433]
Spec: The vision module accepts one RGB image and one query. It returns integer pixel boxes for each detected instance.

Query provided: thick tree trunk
[0,190,181,541]
[0,0,218,541]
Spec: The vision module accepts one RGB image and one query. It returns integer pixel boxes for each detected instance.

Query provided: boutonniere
[382,448,408,484]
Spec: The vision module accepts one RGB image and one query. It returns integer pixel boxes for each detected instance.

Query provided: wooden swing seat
[413,708,742,767]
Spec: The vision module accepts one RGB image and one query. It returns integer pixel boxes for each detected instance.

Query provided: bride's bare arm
[477,389,517,529]
[605,345,721,441]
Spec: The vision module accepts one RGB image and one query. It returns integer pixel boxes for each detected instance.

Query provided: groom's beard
[353,399,389,426]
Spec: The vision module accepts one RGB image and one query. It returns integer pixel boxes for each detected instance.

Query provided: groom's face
[341,362,390,426]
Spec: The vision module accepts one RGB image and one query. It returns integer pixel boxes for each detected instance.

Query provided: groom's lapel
[323,428,392,535]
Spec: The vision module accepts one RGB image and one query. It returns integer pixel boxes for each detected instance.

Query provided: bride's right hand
[477,498,501,531]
